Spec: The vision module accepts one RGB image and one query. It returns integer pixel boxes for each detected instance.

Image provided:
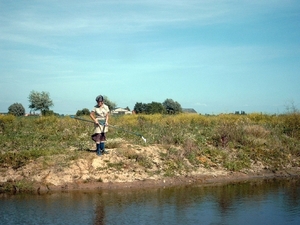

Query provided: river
[0,178,299,225]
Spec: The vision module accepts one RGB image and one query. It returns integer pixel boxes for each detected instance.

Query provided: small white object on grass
[142,136,147,143]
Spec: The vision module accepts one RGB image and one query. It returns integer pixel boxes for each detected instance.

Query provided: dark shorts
[91,133,106,142]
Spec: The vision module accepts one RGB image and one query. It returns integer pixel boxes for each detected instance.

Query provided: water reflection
[94,192,105,225]
[0,178,299,225]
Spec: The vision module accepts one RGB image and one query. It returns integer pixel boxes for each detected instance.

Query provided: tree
[163,98,182,114]
[28,90,54,115]
[76,108,90,116]
[134,100,182,114]
[146,102,165,114]
[103,96,116,111]
[134,102,147,114]
[8,103,25,116]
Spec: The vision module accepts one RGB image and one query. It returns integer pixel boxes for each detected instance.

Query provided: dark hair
[95,95,104,102]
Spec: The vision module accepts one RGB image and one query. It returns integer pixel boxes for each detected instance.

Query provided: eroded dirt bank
[1,143,300,194]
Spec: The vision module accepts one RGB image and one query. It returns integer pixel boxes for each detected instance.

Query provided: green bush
[8,103,25,116]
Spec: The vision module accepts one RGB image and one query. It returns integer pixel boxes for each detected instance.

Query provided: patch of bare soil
[1,143,299,194]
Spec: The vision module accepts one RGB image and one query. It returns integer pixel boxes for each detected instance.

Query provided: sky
[1,0,299,115]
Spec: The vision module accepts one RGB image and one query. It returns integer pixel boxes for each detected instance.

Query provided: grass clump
[0,179,35,194]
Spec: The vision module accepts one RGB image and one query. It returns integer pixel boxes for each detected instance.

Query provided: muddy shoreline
[30,168,300,194]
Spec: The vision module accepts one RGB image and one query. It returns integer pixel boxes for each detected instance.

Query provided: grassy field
[0,112,299,175]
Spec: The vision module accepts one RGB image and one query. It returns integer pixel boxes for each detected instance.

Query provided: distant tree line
[7,90,54,116]
[6,91,182,117]
[76,108,90,116]
[133,99,182,114]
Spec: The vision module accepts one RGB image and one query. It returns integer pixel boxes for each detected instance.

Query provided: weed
[106,138,123,148]
[107,162,124,170]
[0,179,35,193]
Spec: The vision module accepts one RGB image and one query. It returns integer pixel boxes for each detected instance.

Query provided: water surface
[1,178,299,225]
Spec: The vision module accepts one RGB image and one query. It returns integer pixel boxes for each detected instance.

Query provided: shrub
[76,108,90,116]
[281,113,300,139]
[8,103,25,116]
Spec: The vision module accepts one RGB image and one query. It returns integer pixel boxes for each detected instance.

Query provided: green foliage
[133,102,165,114]
[42,110,59,116]
[0,114,15,133]
[118,148,153,169]
[133,102,147,114]
[115,113,299,172]
[8,103,25,116]
[28,90,54,114]
[0,115,90,168]
[0,179,35,193]
[103,96,116,110]
[162,98,182,114]
[0,148,61,169]
[76,108,90,116]
[107,162,124,170]
[146,102,165,114]
[133,99,182,114]
[0,114,15,123]
[281,112,300,138]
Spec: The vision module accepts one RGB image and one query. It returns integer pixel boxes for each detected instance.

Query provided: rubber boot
[96,143,101,156]
[100,142,108,154]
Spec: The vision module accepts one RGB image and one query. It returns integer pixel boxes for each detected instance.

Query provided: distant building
[111,107,132,115]
[182,108,198,114]
[25,112,40,116]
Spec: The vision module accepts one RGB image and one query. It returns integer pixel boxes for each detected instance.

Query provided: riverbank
[1,113,300,194]
[1,142,299,194]
[46,168,300,192]
[2,168,300,194]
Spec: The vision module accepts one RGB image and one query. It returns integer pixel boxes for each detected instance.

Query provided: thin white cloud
[1,0,297,58]
[1,0,296,39]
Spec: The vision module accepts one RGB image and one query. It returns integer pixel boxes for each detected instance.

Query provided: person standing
[90,95,110,156]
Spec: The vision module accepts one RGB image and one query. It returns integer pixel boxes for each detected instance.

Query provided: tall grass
[0,112,299,173]
[114,113,300,171]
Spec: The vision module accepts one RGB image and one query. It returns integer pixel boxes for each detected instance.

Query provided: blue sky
[1,0,299,115]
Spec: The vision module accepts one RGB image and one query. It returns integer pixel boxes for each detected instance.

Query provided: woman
[90,95,110,156]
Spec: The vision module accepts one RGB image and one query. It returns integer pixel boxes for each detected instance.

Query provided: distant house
[182,108,198,114]
[111,107,132,115]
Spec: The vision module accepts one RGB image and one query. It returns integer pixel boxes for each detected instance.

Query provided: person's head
[95,95,104,106]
